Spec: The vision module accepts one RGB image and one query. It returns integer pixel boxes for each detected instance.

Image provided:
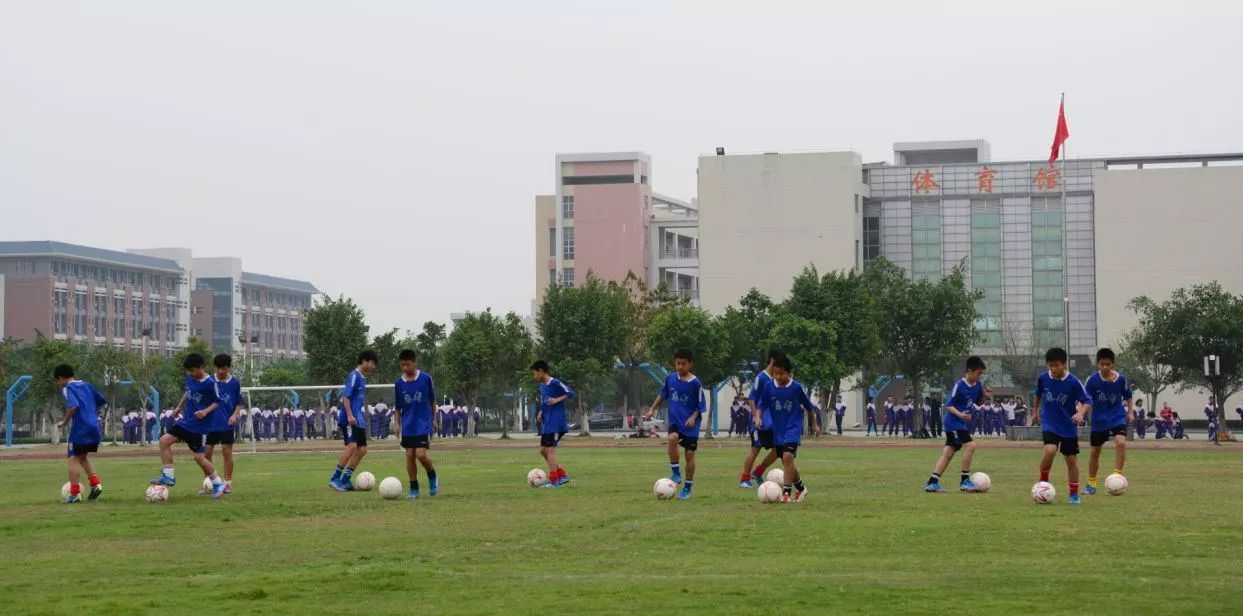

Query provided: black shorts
[206,430,236,446]
[1090,425,1127,447]
[668,430,699,451]
[945,430,973,451]
[401,434,431,450]
[66,442,99,457]
[540,432,566,448]
[776,443,799,457]
[168,424,207,453]
[1043,431,1080,456]
[750,429,774,450]
[341,425,368,447]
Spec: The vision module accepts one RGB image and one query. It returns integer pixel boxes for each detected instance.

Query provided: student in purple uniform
[833,397,846,436]
[149,354,226,498]
[756,354,820,503]
[1236,403,1243,430]
[1133,400,1147,439]
[531,360,575,487]
[924,356,989,493]
[1034,347,1092,505]
[1204,397,1218,441]
[203,354,243,494]
[883,396,896,436]
[645,350,704,500]
[395,349,438,499]
[865,398,878,436]
[54,364,107,503]
[329,350,378,491]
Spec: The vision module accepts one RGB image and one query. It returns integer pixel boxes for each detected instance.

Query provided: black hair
[213,353,232,368]
[965,356,986,371]
[184,353,206,370]
[772,354,793,372]
[358,349,378,364]
[530,359,550,372]
[674,349,694,363]
[398,349,417,362]
[1095,347,1115,362]
[767,349,783,362]
[53,364,74,379]
[1045,347,1069,363]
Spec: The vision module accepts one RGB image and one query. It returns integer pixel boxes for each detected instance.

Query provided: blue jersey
[209,375,242,433]
[1036,371,1091,438]
[177,375,221,434]
[763,378,817,446]
[537,377,575,435]
[747,370,774,429]
[339,369,366,427]
[395,371,437,437]
[1084,371,1132,431]
[944,378,984,432]
[62,380,105,445]
[660,373,704,438]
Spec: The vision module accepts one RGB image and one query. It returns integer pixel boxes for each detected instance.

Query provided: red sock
[88,473,100,487]
[740,472,751,482]
[753,465,766,476]
[558,467,567,479]
[1069,481,1079,495]
[1039,469,1049,482]
[70,483,82,496]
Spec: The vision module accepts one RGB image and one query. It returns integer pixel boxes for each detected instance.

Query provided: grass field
[1,437,1240,615]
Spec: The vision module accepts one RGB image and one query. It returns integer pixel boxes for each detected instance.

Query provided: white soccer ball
[970,472,992,493]
[527,468,549,487]
[1031,481,1056,504]
[202,477,214,492]
[60,482,82,499]
[378,476,403,500]
[653,478,678,499]
[145,484,169,503]
[757,480,783,503]
[765,469,785,485]
[354,471,376,491]
[1105,473,1128,496]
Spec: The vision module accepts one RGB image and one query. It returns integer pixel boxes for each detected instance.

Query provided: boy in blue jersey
[925,356,989,493]
[330,350,378,491]
[644,350,704,500]
[54,364,107,503]
[759,354,819,503]
[203,354,243,495]
[531,359,575,487]
[150,354,226,498]
[395,349,439,499]
[1034,347,1092,505]
[1083,348,1133,495]
[739,350,784,488]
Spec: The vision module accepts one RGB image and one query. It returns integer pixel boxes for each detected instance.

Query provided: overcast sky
[3,1,1240,335]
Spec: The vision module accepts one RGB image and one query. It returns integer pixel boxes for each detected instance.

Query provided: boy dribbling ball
[645,349,704,500]
[1034,347,1093,505]
[1083,348,1133,495]
[54,364,107,503]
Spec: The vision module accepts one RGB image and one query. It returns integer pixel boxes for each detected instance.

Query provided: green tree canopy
[304,295,369,385]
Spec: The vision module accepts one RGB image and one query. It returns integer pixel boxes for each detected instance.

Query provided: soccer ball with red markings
[969,472,991,493]
[1031,481,1056,504]
[145,485,169,503]
[653,478,678,499]
[757,481,783,503]
[1105,473,1128,496]
[526,468,548,487]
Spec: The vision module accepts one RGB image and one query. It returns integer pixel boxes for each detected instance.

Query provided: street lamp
[1204,355,1224,444]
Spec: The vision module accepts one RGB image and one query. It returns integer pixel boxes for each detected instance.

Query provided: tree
[536,273,628,436]
[26,334,90,442]
[440,310,533,436]
[718,289,777,394]
[414,321,447,381]
[368,328,405,385]
[1129,282,1243,441]
[645,304,728,436]
[304,295,369,385]
[997,316,1047,406]
[864,257,981,435]
[616,273,686,418]
[1115,327,1176,418]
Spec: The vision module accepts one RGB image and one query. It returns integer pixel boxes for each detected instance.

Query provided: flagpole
[1059,93,1070,357]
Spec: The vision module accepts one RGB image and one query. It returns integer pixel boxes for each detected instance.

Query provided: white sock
[163,465,175,480]
[210,473,222,485]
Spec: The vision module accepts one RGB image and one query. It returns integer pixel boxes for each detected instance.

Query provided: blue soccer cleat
[428,476,439,496]
[1069,493,1081,505]
[739,480,755,488]
[670,472,682,485]
[211,481,225,500]
[62,494,82,504]
[540,481,556,488]
[960,479,978,493]
[1083,485,1097,495]
[554,475,571,487]
[924,482,942,493]
[333,480,354,492]
[149,475,175,486]
[407,489,419,500]
[751,471,764,484]
[677,485,692,500]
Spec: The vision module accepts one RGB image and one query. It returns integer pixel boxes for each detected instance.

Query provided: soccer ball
[354,471,376,491]
[653,478,678,499]
[757,481,783,503]
[969,472,992,493]
[202,477,214,492]
[1031,481,1056,504]
[527,468,548,487]
[378,476,403,500]
[60,482,82,499]
[145,485,169,503]
[765,468,785,485]
[1105,473,1128,496]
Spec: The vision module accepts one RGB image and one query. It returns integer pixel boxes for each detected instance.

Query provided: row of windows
[53,289,178,341]
[51,260,181,293]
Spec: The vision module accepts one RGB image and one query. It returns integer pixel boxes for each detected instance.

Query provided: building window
[1032,202,1066,348]
[911,211,941,281]
[265,314,274,348]
[561,267,575,288]
[971,202,1002,348]
[278,317,287,349]
[74,290,87,335]
[561,175,634,186]
[561,196,574,219]
[94,294,107,337]
[548,228,556,257]
[132,298,144,338]
[53,289,68,334]
[548,268,556,288]
[113,296,125,338]
[562,227,575,260]
[862,216,881,263]
[165,302,176,342]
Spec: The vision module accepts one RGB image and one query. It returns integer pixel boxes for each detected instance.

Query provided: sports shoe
[1083,485,1097,495]
[88,485,102,501]
[554,475,571,487]
[149,475,176,486]
[540,481,556,488]
[62,494,82,504]
[780,492,792,504]
[428,476,439,496]
[407,489,419,500]
[739,480,755,488]
[751,470,764,484]
[223,483,233,495]
[924,482,942,493]
[677,485,692,500]
[332,480,354,492]
[1069,493,1081,505]
[960,479,978,493]
[795,487,808,503]
[211,481,225,500]
[670,472,682,485]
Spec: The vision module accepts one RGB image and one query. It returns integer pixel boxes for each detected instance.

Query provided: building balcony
[662,247,699,260]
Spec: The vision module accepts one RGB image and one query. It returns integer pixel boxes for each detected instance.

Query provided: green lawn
[1,438,1239,615]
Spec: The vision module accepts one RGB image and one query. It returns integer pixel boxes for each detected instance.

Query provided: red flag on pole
[1049,95,1070,164]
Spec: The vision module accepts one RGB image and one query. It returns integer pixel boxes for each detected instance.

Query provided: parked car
[585,412,625,430]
